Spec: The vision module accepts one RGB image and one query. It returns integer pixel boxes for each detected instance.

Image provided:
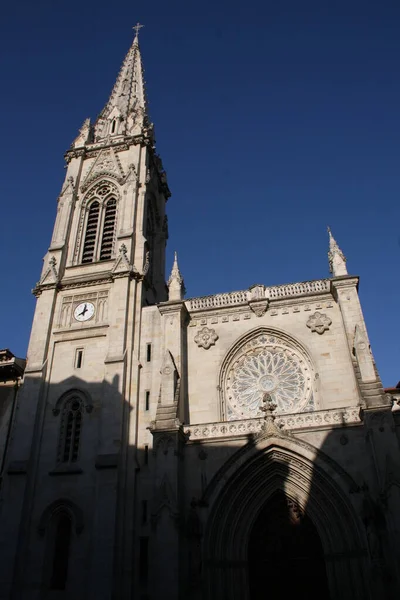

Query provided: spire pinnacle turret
[327,227,347,276]
[93,28,151,142]
[167,252,185,301]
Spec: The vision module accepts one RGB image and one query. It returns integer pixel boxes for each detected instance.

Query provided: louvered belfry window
[100,199,117,261]
[82,201,100,263]
[58,397,83,464]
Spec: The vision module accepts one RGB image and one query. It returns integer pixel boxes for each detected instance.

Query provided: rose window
[225,334,313,420]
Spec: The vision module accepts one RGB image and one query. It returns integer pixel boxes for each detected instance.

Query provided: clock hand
[78,304,88,316]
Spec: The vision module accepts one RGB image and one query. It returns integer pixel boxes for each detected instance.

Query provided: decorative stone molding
[187,279,331,312]
[58,290,109,328]
[249,299,269,317]
[81,147,125,191]
[142,251,150,276]
[184,407,361,441]
[111,244,140,279]
[268,279,330,299]
[189,290,248,311]
[194,327,218,350]
[306,311,332,334]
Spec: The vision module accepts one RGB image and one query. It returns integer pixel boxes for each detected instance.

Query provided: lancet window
[57,396,84,464]
[100,199,117,260]
[79,181,119,264]
[82,201,100,263]
[50,512,72,590]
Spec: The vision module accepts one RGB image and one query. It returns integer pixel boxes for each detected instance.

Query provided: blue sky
[1,1,399,385]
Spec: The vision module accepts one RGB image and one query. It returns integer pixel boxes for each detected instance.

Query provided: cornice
[64,133,152,163]
[330,275,359,290]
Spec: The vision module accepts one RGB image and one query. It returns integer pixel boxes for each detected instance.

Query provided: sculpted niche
[220,328,316,421]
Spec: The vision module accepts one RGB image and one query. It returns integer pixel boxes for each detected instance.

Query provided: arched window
[100,198,117,261]
[50,512,72,590]
[58,396,83,464]
[111,119,116,134]
[82,201,100,263]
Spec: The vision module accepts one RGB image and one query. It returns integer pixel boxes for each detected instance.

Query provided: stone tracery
[223,331,314,420]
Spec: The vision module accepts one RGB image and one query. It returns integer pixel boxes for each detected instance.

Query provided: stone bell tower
[0,28,170,600]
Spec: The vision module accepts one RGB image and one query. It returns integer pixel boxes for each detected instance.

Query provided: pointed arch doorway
[248,491,330,600]
[203,437,370,600]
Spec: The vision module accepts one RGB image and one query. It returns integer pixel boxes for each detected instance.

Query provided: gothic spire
[93,26,151,141]
[167,252,186,301]
[327,227,347,276]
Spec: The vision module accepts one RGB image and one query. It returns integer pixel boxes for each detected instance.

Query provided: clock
[74,302,95,322]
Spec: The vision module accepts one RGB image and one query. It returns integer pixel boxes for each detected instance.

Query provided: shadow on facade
[0,375,398,600]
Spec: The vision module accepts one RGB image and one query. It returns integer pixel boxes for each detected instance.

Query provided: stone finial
[167,251,186,301]
[327,227,347,276]
[260,393,282,437]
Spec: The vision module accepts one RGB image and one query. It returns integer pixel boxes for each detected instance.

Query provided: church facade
[0,31,399,600]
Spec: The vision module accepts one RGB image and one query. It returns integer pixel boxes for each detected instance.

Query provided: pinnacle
[327,227,347,276]
[167,251,186,301]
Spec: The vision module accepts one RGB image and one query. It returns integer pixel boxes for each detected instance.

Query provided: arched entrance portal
[248,491,330,599]
[203,436,370,600]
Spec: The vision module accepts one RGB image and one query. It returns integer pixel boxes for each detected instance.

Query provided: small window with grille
[58,397,83,464]
[100,199,117,261]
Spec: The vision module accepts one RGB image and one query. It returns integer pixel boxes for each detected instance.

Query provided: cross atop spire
[327,227,347,276]
[133,22,144,40]
[93,28,151,141]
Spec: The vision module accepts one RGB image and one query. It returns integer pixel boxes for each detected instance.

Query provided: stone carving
[306,312,332,335]
[260,394,284,437]
[38,256,59,287]
[81,148,124,191]
[184,407,361,441]
[111,243,139,278]
[249,284,265,300]
[194,327,218,350]
[142,251,150,276]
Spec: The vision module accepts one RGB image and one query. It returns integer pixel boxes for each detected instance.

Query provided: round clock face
[74,302,95,322]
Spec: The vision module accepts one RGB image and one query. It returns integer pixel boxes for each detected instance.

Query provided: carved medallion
[306,312,332,335]
[194,327,218,350]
